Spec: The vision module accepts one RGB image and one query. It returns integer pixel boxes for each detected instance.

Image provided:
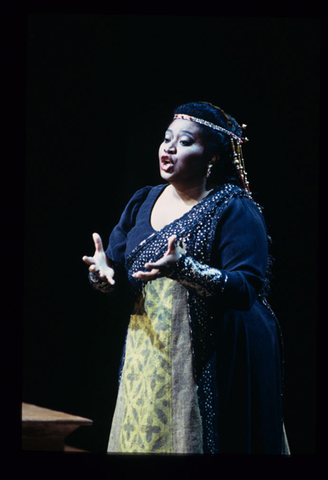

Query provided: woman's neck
[169,180,212,206]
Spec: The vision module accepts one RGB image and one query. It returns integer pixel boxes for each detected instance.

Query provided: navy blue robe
[102,184,285,454]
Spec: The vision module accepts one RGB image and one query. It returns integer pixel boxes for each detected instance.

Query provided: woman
[82,101,290,454]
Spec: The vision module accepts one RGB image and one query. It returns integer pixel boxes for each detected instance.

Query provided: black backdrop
[21,15,319,456]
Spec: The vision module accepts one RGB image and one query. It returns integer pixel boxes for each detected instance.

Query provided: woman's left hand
[133,235,180,281]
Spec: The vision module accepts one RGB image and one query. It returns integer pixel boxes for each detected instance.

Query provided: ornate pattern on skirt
[118,278,174,453]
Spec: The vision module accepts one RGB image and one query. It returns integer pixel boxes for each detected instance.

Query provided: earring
[206,163,213,179]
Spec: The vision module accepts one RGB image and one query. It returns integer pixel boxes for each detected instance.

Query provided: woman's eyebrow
[166,129,196,139]
[180,130,196,138]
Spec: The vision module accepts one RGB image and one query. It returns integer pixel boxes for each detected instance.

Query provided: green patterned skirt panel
[107,277,203,454]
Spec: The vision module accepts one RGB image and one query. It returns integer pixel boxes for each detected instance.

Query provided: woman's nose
[164,143,176,153]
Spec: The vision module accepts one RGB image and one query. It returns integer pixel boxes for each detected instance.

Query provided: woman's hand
[82,233,115,285]
[133,235,180,281]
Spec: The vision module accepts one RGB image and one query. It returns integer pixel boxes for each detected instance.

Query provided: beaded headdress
[174,113,251,193]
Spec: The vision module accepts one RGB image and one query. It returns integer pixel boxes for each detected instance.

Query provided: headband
[173,113,243,143]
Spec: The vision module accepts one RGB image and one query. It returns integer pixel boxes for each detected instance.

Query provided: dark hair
[173,101,244,188]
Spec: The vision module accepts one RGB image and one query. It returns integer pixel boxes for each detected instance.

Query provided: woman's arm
[83,186,152,293]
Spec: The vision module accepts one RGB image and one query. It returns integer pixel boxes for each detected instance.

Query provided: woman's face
[158,119,208,186]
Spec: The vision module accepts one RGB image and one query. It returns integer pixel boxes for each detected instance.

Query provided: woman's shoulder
[129,185,153,200]
[130,184,166,199]
[213,184,262,210]
[212,184,265,226]
[122,184,167,215]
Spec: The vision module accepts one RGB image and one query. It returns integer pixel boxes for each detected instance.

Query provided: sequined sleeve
[168,195,269,308]
[169,254,228,298]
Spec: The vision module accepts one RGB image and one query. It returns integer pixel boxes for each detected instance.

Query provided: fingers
[146,236,177,266]
[133,269,161,281]
[145,257,168,269]
[105,275,115,285]
[89,264,116,285]
[167,235,177,252]
[146,235,180,270]
[92,232,104,253]
[82,233,105,264]
[82,255,95,265]
[164,235,177,256]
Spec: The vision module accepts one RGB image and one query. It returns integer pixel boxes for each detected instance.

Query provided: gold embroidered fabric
[107,277,203,454]
[119,278,174,452]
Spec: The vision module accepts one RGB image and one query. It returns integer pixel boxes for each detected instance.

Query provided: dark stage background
[23,15,319,454]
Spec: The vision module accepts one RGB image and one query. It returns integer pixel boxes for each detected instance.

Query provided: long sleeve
[88,186,152,293]
[105,186,152,268]
[170,196,268,310]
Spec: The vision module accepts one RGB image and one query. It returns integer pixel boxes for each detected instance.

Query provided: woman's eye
[180,139,192,146]
[164,137,171,143]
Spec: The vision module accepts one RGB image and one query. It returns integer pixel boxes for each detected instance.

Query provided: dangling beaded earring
[230,124,251,193]
[206,163,213,179]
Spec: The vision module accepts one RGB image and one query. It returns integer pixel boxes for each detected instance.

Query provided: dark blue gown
[97,183,289,454]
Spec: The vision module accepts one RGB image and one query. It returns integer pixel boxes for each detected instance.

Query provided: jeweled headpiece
[173,113,251,193]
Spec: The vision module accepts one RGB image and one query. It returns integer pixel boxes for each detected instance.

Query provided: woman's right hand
[82,233,115,285]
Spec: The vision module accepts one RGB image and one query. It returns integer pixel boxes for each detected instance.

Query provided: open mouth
[161,156,174,172]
